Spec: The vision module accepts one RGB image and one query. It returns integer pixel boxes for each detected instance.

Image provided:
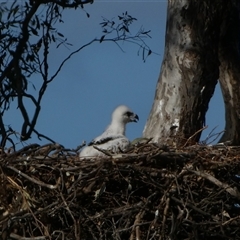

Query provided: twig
[190,169,240,199]
[160,197,170,239]
[222,215,240,226]
[32,129,56,143]
[7,166,59,189]
[93,146,112,156]
[59,192,80,240]
[170,196,211,217]
[9,233,46,240]
[130,210,145,240]
[183,126,208,147]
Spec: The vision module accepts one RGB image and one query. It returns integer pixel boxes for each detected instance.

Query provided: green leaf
[36,16,40,29]
[32,83,36,91]
[13,5,19,16]
[100,35,105,43]
[52,34,55,42]
[57,32,64,37]
[31,28,38,36]
[143,30,151,34]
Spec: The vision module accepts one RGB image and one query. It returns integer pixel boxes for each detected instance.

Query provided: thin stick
[183,126,208,147]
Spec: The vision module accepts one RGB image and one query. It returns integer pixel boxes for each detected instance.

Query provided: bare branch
[48,39,96,83]
[0,4,153,146]
[41,0,94,8]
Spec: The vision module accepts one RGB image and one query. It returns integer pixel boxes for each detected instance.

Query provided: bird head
[112,105,139,124]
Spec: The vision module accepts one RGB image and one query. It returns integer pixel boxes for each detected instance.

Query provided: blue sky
[4,0,224,149]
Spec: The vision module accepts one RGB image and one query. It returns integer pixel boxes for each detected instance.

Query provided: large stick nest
[1,142,240,240]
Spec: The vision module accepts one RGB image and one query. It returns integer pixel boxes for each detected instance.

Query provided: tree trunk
[143,0,240,145]
[218,1,240,145]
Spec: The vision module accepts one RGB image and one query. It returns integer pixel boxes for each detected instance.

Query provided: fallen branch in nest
[170,196,211,217]
[10,233,46,240]
[6,165,60,189]
[189,169,240,199]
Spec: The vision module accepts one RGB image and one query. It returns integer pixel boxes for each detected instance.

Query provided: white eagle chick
[79,105,139,158]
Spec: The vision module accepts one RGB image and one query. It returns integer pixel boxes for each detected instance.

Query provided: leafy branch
[99,11,153,62]
[0,2,154,148]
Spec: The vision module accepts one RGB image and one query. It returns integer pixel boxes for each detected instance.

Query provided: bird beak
[131,113,139,123]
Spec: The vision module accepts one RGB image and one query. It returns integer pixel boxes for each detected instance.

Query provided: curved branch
[48,39,96,83]
[0,112,7,147]
[42,0,94,8]
[0,2,41,84]
[33,129,56,143]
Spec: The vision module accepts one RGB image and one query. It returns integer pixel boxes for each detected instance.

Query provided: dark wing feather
[88,137,114,146]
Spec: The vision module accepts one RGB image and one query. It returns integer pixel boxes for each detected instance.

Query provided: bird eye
[125,111,132,117]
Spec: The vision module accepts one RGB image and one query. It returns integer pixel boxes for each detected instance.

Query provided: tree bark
[143,0,240,145]
[218,1,240,145]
